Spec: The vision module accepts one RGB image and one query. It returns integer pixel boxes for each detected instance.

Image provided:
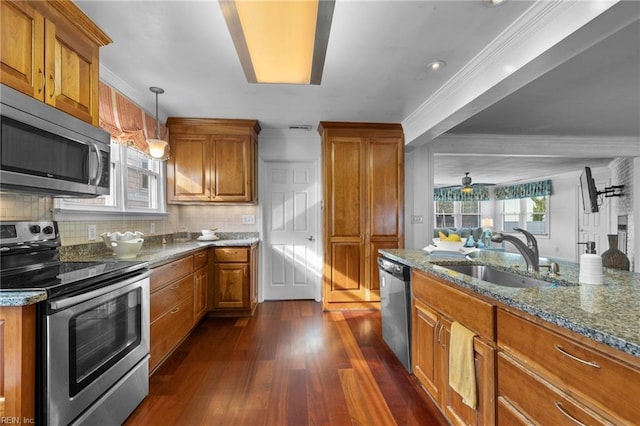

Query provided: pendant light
[147,86,168,160]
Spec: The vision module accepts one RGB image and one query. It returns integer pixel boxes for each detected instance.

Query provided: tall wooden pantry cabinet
[319,122,404,310]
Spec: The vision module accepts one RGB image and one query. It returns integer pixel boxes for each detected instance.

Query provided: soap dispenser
[577,241,603,285]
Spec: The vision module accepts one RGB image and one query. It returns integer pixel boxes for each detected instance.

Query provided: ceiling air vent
[288,124,313,131]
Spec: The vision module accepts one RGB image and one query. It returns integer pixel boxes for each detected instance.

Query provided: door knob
[307,236,315,242]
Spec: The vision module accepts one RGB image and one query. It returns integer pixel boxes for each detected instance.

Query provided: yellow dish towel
[448,321,477,409]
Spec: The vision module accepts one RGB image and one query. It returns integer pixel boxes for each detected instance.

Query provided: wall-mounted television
[580,166,599,213]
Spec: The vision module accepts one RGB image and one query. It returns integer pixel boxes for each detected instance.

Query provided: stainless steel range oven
[0,221,150,425]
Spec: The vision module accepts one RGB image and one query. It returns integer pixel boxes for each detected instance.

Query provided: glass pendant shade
[147,138,168,159]
[147,86,168,160]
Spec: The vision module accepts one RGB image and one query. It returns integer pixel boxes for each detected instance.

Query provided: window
[55,141,166,216]
[435,200,481,228]
[460,201,480,228]
[435,201,454,227]
[501,196,548,235]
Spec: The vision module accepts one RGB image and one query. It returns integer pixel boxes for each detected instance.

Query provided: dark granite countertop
[379,248,640,359]
[1,234,259,307]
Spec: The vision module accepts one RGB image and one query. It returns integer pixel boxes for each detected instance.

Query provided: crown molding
[402,0,635,147]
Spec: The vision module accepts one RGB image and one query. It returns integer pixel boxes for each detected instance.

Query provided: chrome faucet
[491,228,540,272]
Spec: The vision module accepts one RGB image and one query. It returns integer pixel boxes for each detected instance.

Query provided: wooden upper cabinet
[166,118,260,204]
[0,1,44,98]
[0,1,111,126]
[319,122,404,310]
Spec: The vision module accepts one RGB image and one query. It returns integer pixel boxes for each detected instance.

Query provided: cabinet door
[367,137,403,301]
[0,1,45,99]
[249,243,258,308]
[211,136,252,202]
[412,298,445,404]
[443,332,496,426]
[193,266,208,323]
[324,136,367,304]
[44,15,99,125]
[213,263,248,309]
[167,134,210,202]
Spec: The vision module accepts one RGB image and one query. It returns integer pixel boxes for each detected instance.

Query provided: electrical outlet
[411,215,424,224]
[87,225,97,241]
[150,223,156,234]
[242,215,255,225]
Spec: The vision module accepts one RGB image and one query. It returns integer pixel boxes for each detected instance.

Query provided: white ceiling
[76,0,640,187]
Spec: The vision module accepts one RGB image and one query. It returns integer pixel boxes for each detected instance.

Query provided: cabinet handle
[170,284,179,290]
[437,323,445,347]
[48,74,55,98]
[554,401,587,426]
[170,307,180,314]
[554,345,600,369]
[38,69,45,93]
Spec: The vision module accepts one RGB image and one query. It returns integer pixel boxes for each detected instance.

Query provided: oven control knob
[43,226,54,235]
[30,225,41,234]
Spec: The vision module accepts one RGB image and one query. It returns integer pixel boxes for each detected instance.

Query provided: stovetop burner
[1,260,148,299]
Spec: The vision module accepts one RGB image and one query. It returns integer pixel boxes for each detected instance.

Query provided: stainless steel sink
[439,264,552,288]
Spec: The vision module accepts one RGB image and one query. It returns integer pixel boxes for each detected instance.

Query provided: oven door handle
[49,270,151,310]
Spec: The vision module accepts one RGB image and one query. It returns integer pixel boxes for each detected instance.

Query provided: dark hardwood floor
[125,301,448,425]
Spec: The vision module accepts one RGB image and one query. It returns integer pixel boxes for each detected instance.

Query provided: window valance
[433,187,490,202]
[494,179,552,200]
[99,81,169,157]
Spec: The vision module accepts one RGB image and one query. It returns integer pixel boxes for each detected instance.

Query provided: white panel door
[263,161,320,300]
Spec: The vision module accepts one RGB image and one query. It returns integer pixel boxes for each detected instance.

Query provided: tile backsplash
[0,193,53,220]
[0,193,259,246]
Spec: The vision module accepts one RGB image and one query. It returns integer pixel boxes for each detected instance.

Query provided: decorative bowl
[101,231,144,249]
[110,238,144,259]
[432,238,467,252]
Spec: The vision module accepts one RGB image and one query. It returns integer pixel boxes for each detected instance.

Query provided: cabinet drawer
[150,295,193,372]
[412,270,495,340]
[151,256,193,292]
[498,353,608,425]
[498,309,640,424]
[193,249,208,269]
[150,275,193,322]
[214,247,248,263]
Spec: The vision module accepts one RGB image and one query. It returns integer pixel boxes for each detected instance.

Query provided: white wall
[404,143,433,249]
[259,128,321,160]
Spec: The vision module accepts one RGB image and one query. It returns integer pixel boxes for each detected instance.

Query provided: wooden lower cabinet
[497,308,640,425]
[411,270,496,426]
[412,299,446,403]
[209,243,258,317]
[149,250,209,373]
[0,305,36,422]
[497,353,609,425]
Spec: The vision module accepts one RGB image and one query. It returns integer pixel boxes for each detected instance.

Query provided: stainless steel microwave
[0,84,110,197]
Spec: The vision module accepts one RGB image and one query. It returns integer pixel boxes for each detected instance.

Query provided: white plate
[197,235,219,241]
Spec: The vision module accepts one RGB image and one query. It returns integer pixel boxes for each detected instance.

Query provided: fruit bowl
[432,238,467,252]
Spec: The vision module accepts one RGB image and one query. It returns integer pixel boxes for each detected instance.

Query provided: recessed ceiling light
[427,60,446,71]
[483,0,508,7]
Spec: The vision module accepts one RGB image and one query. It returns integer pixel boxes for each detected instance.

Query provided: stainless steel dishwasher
[378,256,412,372]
